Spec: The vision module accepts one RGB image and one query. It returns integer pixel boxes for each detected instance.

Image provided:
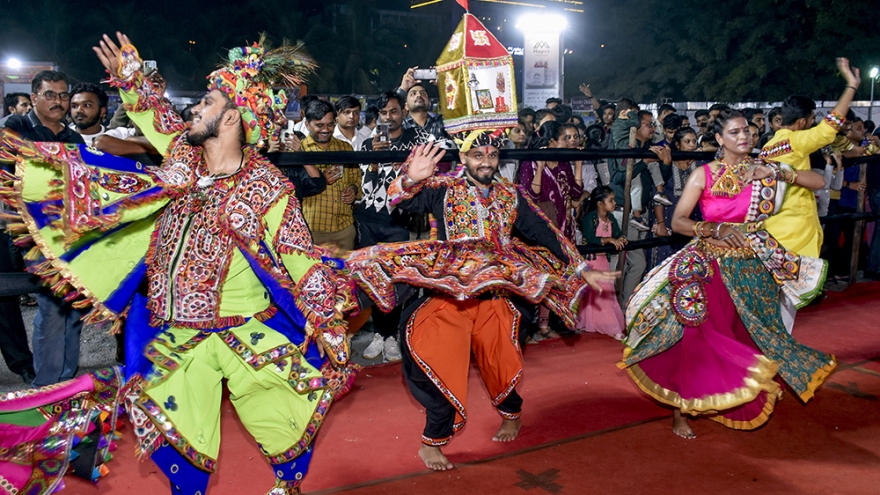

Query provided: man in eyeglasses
[1,70,85,388]
[2,70,84,145]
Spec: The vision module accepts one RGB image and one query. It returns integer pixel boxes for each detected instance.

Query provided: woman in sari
[519,121,584,338]
[620,110,835,438]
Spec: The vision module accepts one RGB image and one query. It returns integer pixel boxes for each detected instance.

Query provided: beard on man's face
[186,113,223,146]
[464,160,497,186]
[73,114,101,131]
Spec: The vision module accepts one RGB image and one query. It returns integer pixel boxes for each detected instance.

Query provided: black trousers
[822,201,856,277]
[0,230,34,376]
[356,219,412,338]
[399,295,525,445]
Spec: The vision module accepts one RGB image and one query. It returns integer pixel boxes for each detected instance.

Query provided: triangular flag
[455,0,468,11]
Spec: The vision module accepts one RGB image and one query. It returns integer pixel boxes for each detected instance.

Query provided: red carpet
[63,283,880,494]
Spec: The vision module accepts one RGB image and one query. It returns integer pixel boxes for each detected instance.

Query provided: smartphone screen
[143,60,157,73]
[377,123,390,142]
[413,68,437,80]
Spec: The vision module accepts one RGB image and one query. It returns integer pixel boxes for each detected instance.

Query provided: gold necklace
[709,156,751,197]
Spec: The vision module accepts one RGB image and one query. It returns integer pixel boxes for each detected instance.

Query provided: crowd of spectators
[3,64,879,380]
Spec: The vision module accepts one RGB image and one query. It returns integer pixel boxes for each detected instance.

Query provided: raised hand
[837,57,861,90]
[400,67,417,92]
[743,163,776,182]
[92,32,138,77]
[405,142,444,183]
[579,83,592,97]
[650,145,672,165]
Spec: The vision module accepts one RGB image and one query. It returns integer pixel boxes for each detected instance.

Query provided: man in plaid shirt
[300,99,363,251]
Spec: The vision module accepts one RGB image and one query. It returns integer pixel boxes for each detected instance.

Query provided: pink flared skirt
[627,260,781,429]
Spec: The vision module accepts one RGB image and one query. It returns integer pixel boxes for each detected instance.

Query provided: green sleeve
[117,73,185,155]
[262,195,323,282]
[582,211,601,246]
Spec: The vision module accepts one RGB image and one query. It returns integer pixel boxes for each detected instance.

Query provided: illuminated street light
[515,13,568,34]
[6,57,22,69]
[870,67,878,121]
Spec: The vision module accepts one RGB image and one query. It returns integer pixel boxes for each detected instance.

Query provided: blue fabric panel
[102,186,165,216]
[25,199,61,230]
[272,444,314,481]
[241,247,324,367]
[103,259,147,314]
[124,292,162,380]
[150,443,210,495]
[76,145,150,174]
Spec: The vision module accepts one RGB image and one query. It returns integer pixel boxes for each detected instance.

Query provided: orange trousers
[401,296,524,445]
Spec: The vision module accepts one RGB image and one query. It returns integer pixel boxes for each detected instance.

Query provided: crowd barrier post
[849,163,868,284]
[615,128,639,294]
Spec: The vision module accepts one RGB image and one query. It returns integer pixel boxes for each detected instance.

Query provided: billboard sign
[522,32,562,109]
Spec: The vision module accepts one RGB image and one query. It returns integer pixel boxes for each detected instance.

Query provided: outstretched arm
[783,58,861,158]
[830,58,861,119]
[93,32,185,155]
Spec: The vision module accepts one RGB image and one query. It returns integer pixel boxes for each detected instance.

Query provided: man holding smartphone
[396,67,449,142]
[300,99,363,251]
[355,91,430,363]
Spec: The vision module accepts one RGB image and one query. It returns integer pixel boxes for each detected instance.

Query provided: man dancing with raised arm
[761,57,861,332]
[0,32,354,495]
[347,136,617,471]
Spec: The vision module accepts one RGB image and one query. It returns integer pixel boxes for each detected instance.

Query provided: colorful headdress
[452,128,509,153]
[207,34,317,146]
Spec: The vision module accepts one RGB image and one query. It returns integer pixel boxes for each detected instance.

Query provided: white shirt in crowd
[333,125,366,152]
[70,125,137,147]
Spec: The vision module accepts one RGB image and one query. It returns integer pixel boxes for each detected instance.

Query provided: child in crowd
[577,186,627,339]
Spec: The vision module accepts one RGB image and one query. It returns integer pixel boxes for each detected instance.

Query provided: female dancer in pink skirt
[620,110,835,438]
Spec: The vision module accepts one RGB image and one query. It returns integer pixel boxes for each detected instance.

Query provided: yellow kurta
[761,117,841,258]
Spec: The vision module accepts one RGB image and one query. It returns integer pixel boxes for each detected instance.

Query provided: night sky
[2,0,879,102]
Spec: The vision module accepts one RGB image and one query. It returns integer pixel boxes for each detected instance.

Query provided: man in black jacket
[2,70,85,386]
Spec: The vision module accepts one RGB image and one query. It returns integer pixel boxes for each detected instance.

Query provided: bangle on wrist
[701,222,712,238]
[846,86,857,91]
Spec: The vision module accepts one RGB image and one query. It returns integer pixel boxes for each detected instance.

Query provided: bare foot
[419,444,454,471]
[672,410,696,439]
[492,418,522,442]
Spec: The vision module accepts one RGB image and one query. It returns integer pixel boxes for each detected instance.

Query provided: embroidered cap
[452,128,509,153]
[207,34,317,146]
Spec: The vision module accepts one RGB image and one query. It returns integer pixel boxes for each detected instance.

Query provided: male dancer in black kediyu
[347,136,617,471]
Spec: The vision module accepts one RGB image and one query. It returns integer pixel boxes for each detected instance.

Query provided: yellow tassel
[71,299,93,310]
[23,245,42,261]
[109,318,124,335]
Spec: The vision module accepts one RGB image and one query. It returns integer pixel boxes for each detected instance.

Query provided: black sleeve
[1,115,26,133]
[300,174,327,199]
[512,191,570,263]
[286,166,327,202]
[67,132,85,145]
[395,183,443,215]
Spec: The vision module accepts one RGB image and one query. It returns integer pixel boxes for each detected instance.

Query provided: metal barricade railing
[2,149,879,296]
